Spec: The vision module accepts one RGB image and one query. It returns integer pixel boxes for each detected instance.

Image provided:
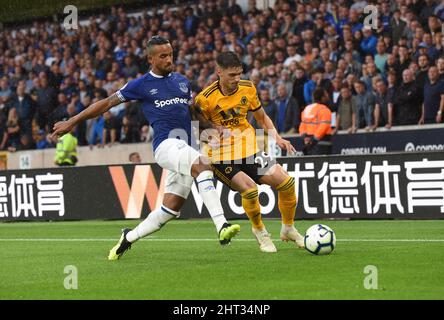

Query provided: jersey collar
[149,70,172,78]
[217,80,238,96]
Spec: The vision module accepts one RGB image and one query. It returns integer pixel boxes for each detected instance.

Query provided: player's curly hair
[216,51,242,69]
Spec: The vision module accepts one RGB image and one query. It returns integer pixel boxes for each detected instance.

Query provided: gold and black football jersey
[195,80,262,162]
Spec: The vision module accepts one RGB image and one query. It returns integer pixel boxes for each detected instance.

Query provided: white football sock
[126,206,179,243]
[196,170,227,232]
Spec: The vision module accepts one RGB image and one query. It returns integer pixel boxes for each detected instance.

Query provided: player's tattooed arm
[106,93,123,109]
[52,93,123,138]
[75,93,121,121]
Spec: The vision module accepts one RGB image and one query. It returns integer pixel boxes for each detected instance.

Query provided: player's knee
[191,156,212,177]
[276,176,295,192]
[277,177,297,201]
[241,185,258,200]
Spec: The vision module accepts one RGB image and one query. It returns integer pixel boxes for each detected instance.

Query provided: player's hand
[276,137,296,155]
[51,119,74,139]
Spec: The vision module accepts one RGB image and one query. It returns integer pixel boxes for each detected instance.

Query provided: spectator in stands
[10,133,35,152]
[360,27,378,56]
[420,66,444,124]
[103,111,120,146]
[184,7,199,36]
[0,102,8,150]
[375,41,389,75]
[5,108,21,151]
[250,88,277,129]
[417,54,431,91]
[0,77,12,110]
[292,67,307,109]
[335,85,357,134]
[353,80,375,131]
[361,62,380,91]
[35,76,57,131]
[8,81,35,136]
[49,93,69,131]
[435,1,444,21]
[393,69,423,125]
[304,68,322,105]
[129,152,141,163]
[36,129,55,149]
[373,79,393,130]
[264,71,279,101]
[437,56,444,81]
[120,115,140,143]
[275,84,300,134]
[89,115,105,147]
[122,56,139,78]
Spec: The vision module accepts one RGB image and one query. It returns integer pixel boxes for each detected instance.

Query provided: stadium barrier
[3,124,443,170]
[0,151,443,221]
[3,142,155,170]
[278,123,444,156]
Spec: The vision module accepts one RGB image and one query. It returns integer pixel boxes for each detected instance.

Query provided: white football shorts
[155,138,201,199]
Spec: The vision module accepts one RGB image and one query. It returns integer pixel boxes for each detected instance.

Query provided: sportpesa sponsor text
[154,98,192,108]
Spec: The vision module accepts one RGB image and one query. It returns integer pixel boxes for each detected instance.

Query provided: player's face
[148,44,174,76]
[217,66,243,93]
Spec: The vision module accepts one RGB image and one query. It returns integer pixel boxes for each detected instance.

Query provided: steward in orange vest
[299,88,332,155]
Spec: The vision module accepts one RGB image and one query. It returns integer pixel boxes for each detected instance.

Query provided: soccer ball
[304,224,336,255]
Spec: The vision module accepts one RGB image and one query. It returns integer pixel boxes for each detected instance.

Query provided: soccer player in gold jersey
[193,52,304,253]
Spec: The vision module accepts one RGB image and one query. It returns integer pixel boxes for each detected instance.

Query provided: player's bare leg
[259,164,304,248]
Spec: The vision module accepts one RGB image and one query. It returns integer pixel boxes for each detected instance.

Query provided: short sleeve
[249,85,261,112]
[116,77,143,102]
[194,93,210,120]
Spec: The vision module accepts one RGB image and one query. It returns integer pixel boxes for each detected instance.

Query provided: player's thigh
[155,139,201,176]
[258,164,290,189]
[163,170,193,212]
[212,162,257,193]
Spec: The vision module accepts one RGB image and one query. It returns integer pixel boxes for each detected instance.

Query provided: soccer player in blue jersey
[52,36,240,260]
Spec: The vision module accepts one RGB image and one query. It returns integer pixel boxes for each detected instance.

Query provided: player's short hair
[146,35,170,55]
[216,51,242,69]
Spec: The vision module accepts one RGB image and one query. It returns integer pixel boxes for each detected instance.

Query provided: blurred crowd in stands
[0,0,444,152]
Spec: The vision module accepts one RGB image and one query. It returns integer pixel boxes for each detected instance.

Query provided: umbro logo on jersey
[149,89,158,95]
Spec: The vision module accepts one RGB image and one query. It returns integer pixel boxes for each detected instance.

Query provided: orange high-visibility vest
[299,103,332,140]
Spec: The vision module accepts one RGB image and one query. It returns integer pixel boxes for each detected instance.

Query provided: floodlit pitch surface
[0,219,443,299]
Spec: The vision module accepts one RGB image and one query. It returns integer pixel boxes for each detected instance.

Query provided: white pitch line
[0,238,444,242]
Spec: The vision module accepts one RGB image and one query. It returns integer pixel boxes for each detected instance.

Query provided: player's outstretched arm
[51,93,122,138]
[253,107,296,155]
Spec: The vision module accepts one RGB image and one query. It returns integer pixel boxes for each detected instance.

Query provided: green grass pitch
[0,219,443,300]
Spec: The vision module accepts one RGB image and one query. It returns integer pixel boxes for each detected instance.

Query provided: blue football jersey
[116,71,193,151]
